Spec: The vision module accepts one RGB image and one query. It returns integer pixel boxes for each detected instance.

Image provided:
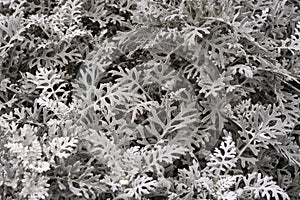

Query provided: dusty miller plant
[0,0,300,199]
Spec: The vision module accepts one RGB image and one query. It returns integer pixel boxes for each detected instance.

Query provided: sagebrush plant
[0,0,300,199]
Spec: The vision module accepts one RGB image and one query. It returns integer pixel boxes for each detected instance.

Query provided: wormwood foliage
[0,0,300,199]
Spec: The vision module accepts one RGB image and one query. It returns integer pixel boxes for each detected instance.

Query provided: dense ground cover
[0,0,300,199]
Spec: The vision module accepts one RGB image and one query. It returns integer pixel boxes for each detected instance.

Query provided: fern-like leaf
[206,135,237,175]
[120,175,157,200]
[142,144,189,174]
[138,102,198,144]
[45,137,78,164]
[242,172,290,200]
